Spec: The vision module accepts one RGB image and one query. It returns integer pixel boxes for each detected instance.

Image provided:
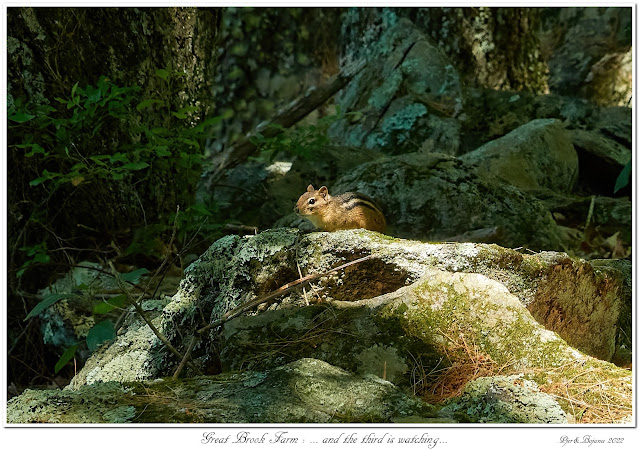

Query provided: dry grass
[411,329,632,424]
[416,331,512,404]
[536,360,633,424]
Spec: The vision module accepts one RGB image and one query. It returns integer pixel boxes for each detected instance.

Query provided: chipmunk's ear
[318,186,329,198]
[307,184,315,192]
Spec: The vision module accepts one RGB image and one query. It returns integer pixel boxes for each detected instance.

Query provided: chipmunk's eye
[308,198,315,205]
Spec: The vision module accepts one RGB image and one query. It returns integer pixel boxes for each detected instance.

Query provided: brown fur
[294,185,386,233]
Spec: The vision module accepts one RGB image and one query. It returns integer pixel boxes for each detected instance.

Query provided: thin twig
[172,335,199,380]
[74,264,145,291]
[108,261,203,376]
[197,254,374,335]
[585,195,596,228]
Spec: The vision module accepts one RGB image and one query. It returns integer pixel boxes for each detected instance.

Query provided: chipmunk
[294,185,386,233]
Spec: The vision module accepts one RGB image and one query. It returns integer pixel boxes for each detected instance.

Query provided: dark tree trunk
[6,7,221,391]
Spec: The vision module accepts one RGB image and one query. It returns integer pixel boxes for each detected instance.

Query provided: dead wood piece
[209,59,366,180]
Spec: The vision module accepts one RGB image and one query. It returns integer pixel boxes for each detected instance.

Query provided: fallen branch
[209,58,366,181]
[172,334,199,380]
[197,254,374,335]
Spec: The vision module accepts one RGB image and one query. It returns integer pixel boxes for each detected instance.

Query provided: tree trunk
[342,7,549,94]
[6,7,221,390]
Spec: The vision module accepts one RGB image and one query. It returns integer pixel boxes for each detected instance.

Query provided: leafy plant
[614,160,631,194]
[9,72,224,274]
[250,107,344,163]
[8,74,214,190]
[24,267,147,373]
[16,242,51,278]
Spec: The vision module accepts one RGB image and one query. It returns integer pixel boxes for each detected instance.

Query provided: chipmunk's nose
[293,205,299,214]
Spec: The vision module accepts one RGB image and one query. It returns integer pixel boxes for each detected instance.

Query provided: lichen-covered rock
[219,264,583,386]
[329,152,564,250]
[460,88,632,158]
[9,359,440,424]
[69,229,626,392]
[460,119,578,194]
[38,262,121,357]
[207,145,385,231]
[67,308,166,390]
[329,13,463,155]
[539,7,632,106]
[7,381,136,424]
[439,375,567,423]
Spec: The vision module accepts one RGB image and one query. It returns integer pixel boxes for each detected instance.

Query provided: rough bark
[342,7,549,94]
[6,6,220,390]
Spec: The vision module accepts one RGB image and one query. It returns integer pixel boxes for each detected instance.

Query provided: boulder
[69,229,626,386]
[15,229,631,424]
[439,375,567,423]
[539,7,632,106]
[328,152,564,250]
[9,359,440,423]
[460,119,578,195]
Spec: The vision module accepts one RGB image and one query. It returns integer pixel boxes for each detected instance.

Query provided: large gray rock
[9,358,441,423]
[539,7,632,106]
[69,229,626,392]
[29,228,630,424]
[327,152,564,250]
[440,375,568,423]
[461,119,578,195]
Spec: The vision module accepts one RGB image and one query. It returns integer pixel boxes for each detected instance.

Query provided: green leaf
[154,146,171,157]
[31,252,51,264]
[121,161,149,171]
[93,294,127,314]
[156,69,170,81]
[86,85,102,103]
[189,203,213,216]
[151,127,169,137]
[97,75,110,93]
[86,320,116,352]
[109,152,129,163]
[89,154,110,163]
[54,344,79,373]
[614,161,632,193]
[137,99,165,111]
[193,115,224,132]
[71,81,79,97]
[24,293,75,321]
[9,112,36,123]
[172,105,199,119]
[15,143,47,157]
[120,268,149,284]
[178,138,199,149]
[29,170,61,186]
